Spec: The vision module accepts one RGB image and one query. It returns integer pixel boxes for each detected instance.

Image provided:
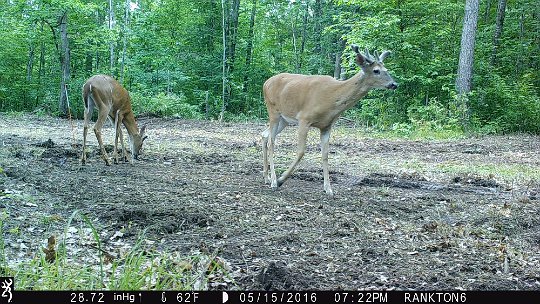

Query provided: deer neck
[122,112,140,138]
[337,72,372,111]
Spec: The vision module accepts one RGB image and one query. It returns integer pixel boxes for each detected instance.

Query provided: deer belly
[281,114,299,125]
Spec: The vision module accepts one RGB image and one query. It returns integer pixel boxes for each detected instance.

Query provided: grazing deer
[262,44,398,196]
[81,74,147,166]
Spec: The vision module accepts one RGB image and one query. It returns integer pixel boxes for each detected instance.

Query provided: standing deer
[262,44,398,196]
[81,74,147,166]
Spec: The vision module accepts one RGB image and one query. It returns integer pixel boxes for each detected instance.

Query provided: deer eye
[373,69,380,75]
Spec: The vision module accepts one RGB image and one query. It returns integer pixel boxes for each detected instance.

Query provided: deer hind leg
[81,106,92,164]
[110,113,120,164]
[81,93,95,165]
[267,115,286,189]
[94,111,112,166]
[113,110,128,163]
[262,127,270,183]
[262,117,287,184]
[320,127,333,196]
[277,120,309,187]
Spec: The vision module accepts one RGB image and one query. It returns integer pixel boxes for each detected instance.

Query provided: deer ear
[351,44,360,54]
[355,53,372,67]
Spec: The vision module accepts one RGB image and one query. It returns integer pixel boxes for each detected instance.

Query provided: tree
[456,0,479,95]
[58,11,71,117]
[490,0,507,65]
[108,0,116,74]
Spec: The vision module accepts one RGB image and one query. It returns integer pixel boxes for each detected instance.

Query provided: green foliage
[132,92,204,119]
[0,0,538,134]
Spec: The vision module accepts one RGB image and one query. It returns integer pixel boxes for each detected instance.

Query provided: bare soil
[1,113,539,290]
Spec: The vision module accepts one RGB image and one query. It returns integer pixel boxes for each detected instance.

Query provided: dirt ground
[1,113,539,291]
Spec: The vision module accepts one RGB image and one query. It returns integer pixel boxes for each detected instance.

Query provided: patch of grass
[0,211,232,290]
[333,121,466,141]
[40,215,64,225]
[436,162,540,182]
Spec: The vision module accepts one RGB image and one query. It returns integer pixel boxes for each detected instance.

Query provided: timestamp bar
[4,290,539,304]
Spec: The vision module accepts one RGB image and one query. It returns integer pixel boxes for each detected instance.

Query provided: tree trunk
[36,21,46,107]
[85,46,93,75]
[490,0,507,65]
[26,43,34,82]
[58,11,70,117]
[242,0,257,98]
[299,1,309,71]
[456,0,479,95]
[227,0,240,73]
[120,0,130,83]
[219,0,227,122]
[517,10,525,73]
[484,0,492,23]
[109,0,115,74]
[220,0,241,121]
[291,5,299,73]
[312,0,322,74]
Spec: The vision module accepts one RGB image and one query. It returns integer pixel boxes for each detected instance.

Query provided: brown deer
[262,44,398,196]
[81,74,147,166]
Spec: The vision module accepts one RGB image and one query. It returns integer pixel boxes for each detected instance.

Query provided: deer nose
[387,82,398,90]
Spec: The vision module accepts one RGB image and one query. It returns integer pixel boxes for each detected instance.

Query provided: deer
[81,74,147,166]
[262,44,398,196]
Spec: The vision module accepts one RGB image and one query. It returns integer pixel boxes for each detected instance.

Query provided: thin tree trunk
[490,0,507,65]
[26,44,34,82]
[39,22,45,80]
[219,0,227,122]
[85,45,93,74]
[38,22,45,107]
[517,10,525,73]
[484,0,492,23]
[227,0,240,73]
[58,11,70,116]
[120,0,129,83]
[242,0,257,97]
[109,0,115,74]
[221,0,240,121]
[24,43,34,110]
[291,6,299,73]
[299,1,309,71]
[312,0,322,74]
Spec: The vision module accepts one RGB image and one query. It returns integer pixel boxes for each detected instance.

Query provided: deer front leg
[277,120,309,187]
[94,114,112,166]
[112,111,121,164]
[114,111,129,163]
[118,126,128,162]
[320,127,333,196]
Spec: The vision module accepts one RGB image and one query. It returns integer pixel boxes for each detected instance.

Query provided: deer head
[351,44,398,90]
[130,124,147,160]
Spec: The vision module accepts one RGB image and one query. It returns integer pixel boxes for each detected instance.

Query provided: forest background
[1,0,538,136]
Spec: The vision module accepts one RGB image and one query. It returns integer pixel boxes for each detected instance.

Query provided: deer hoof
[324,188,334,197]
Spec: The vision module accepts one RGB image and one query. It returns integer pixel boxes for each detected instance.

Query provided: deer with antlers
[81,75,147,166]
[262,44,398,196]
